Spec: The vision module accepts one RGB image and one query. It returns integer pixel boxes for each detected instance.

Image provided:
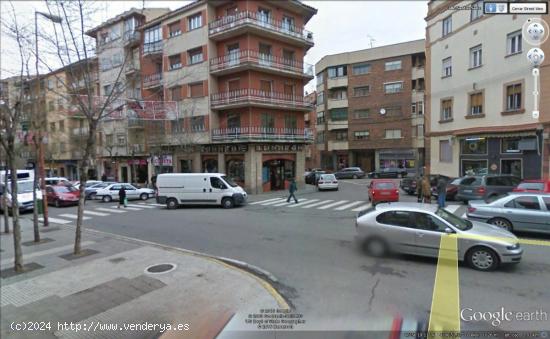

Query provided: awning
[518,138,538,151]
[457,131,537,140]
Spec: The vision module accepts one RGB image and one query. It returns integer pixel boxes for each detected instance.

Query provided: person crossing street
[287,178,299,204]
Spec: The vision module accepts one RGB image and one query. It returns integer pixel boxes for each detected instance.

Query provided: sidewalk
[0,217,287,338]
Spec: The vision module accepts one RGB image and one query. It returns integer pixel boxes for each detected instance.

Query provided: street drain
[145,263,176,274]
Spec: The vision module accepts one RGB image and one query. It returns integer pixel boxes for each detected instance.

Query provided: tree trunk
[32,150,40,242]
[9,145,23,272]
[3,157,10,234]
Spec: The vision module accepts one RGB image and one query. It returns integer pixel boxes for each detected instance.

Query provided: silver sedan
[356,203,522,271]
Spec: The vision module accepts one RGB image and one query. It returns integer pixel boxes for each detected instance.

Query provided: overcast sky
[0,0,428,91]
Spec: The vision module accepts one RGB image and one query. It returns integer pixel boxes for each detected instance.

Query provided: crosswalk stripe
[352,204,372,212]
[302,200,334,209]
[317,200,349,210]
[96,207,126,214]
[59,214,91,220]
[334,201,365,211]
[83,210,110,216]
[445,205,461,213]
[249,198,283,205]
[138,202,165,207]
[110,206,141,211]
[287,199,319,208]
[260,198,287,206]
[39,217,71,224]
[126,203,156,209]
[272,199,307,207]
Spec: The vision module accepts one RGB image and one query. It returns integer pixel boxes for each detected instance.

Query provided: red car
[368,180,399,205]
[512,179,550,193]
[46,185,80,207]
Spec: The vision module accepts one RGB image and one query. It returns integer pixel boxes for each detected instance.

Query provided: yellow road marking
[428,234,460,337]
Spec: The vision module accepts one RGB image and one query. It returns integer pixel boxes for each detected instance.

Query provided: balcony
[327,77,348,89]
[327,98,348,110]
[327,140,348,151]
[130,143,146,154]
[123,31,141,48]
[143,73,162,89]
[72,127,89,136]
[212,127,313,143]
[70,74,99,92]
[125,61,140,76]
[327,120,348,131]
[412,65,425,80]
[209,11,314,48]
[210,50,313,79]
[211,89,312,111]
[142,41,163,57]
[127,118,145,129]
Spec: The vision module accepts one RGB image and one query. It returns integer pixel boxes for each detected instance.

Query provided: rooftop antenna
[367,35,376,48]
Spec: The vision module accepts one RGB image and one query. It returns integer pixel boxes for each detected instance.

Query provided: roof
[86,7,170,37]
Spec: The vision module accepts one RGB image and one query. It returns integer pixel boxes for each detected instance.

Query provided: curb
[49,222,292,309]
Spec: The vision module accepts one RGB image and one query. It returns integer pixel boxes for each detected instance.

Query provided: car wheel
[102,195,112,203]
[166,198,178,210]
[364,237,388,257]
[140,193,148,200]
[222,197,234,209]
[467,247,499,271]
[55,199,60,208]
[352,174,358,179]
[488,218,513,231]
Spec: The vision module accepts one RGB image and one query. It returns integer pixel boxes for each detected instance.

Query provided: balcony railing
[72,127,89,136]
[127,119,145,128]
[209,11,314,44]
[212,127,313,142]
[123,31,141,47]
[210,50,313,77]
[142,41,162,55]
[211,89,313,110]
[143,73,162,88]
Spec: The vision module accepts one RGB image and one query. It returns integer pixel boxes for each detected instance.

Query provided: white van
[156,173,247,209]
[0,170,42,213]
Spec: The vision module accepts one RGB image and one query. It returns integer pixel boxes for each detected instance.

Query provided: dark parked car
[400,174,451,195]
[456,175,522,203]
[305,170,326,185]
[334,167,366,179]
[368,167,408,179]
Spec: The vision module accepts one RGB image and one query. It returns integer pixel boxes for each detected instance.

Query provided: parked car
[305,170,326,185]
[355,203,522,271]
[334,167,366,179]
[85,182,116,200]
[430,176,463,201]
[304,168,323,178]
[0,170,42,213]
[317,174,338,191]
[368,167,408,179]
[466,193,550,234]
[456,175,522,203]
[44,177,70,186]
[368,180,399,205]
[400,174,451,196]
[156,173,247,209]
[95,183,154,202]
[512,179,550,193]
[46,185,80,207]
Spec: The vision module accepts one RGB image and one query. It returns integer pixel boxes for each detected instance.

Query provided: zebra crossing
[39,202,164,225]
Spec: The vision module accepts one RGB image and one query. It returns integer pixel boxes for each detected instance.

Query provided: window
[316,131,325,143]
[414,213,449,232]
[471,0,483,21]
[384,82,403,94]
[227,113,240,129]
[106,134,113,146]
[117,134,126,146]
[169,54,182,70]
[330,88,347,100]
[543,197,550,210]
[59,120,65,132]
[47,79,53,89]
[385,129,401,139]
[417,124,424,137]
[412,103,416,115]
[461,138,487,155]
[442,15,452,36]
[189,82,204,97]
[143,25,162,53]
[50,122,56,132]
[335,130,347,140]
[441,99,453,121]
[376,211,412,228]
[507,30,522,55]
[210,177,226,190]
[282,49,295,64]
[258,8,271,24]
[470,45,482,68]
[504,196,541,210]
[384,60,402,71]
[502,159,522,178]
[316,111,325,124]
[261,113,275,130]
[354,131,370,140]
[442,57,452,77]
[469,92,483,115]
[330,109,348,121]
[506,83,522,111]
[316,72,324,85]
[461,160,488,176]
[110,25,121,41]
[353,86,370,97]
[284,114,297,129]
[188,48,203,65]
[112,54,123,67]
[188,13,202,30]
[103,85,112,96]
[353,109,369,119]
[59,142,66,153]
[48,101,55,111]
[352,64,371,75]
[317,91,324,105]
[383,105,402,117]
[439,140,452,163]
[100,57,112,71]
[170,86,182,101]
[417,101,424,115]
[168,21,181,37]
[328,65,347,78]
[282,16,295,33]
[58,98,64,109]
[502,138,521,153]
[191,116,205,132]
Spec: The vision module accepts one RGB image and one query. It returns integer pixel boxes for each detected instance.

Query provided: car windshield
[435,208,472,231]
[375,182,394,189]
[53,186,77,193]
[450,178,462,185]
[321,174,336,180]
[8,181,36,193]
[221,176,238,187]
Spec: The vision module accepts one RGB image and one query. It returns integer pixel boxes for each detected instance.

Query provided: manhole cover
[145,263,176,274]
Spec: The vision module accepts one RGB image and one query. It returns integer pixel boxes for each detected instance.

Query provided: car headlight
[506,243,520,250]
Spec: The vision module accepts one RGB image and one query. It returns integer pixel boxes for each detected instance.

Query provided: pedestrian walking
[421,175,432,204]
[416,174,424,203]
[287,178,298,204]
[118,186,127,208]
[436,176,447,208]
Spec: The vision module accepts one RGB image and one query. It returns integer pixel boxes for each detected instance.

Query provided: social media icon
[485,3,497,13]
[497,4,507,13]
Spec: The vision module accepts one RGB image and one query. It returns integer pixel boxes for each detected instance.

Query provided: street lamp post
[35,11,63,227]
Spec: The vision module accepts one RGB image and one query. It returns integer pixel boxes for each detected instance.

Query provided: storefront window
[461,138,487,155]
[202,159,218,173]
[462,159,488,176]
[501,159,522,178]
[227,159,244,182]
[501,138,521,153]
[379,159,413,169]
[180,160,192,173]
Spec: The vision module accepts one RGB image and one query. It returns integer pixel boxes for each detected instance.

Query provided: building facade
[314,40,425,174]
[426,0,549,179]
[304,91,319,169]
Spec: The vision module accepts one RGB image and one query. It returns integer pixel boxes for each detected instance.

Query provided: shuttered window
[189,83,203,97]
[469,92,483,115]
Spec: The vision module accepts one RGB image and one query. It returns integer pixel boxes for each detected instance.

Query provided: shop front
[376,149,419,175]
[201,144,248,188]
[127,158,149,184]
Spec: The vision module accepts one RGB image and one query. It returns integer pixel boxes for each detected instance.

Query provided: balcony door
[258,8,271,26]
[284,83,295,100]
[260,80,273,98]
[282,16,294,33]
[283,49,295,68]
[227,112,241,132]
[261,113,275,134]
[259,43,272,66]
[227,43,240,66]
[228,79,240,99]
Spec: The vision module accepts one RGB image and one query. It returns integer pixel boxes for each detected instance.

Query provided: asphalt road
[40,178,550,331]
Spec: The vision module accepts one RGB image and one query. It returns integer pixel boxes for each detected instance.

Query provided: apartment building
[87,8,170,184]
[134,0,317,192]
[314,40,425,174]
[426,1,549,179]
[304,91,319,169]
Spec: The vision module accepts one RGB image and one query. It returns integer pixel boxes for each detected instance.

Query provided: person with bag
[421,175,432,204]
[118,186,127,208]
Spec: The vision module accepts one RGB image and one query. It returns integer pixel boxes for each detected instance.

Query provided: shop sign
[201,144,248,153]
[255,144,303,152]
[152,155,172,166]
[128,159,148,165]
